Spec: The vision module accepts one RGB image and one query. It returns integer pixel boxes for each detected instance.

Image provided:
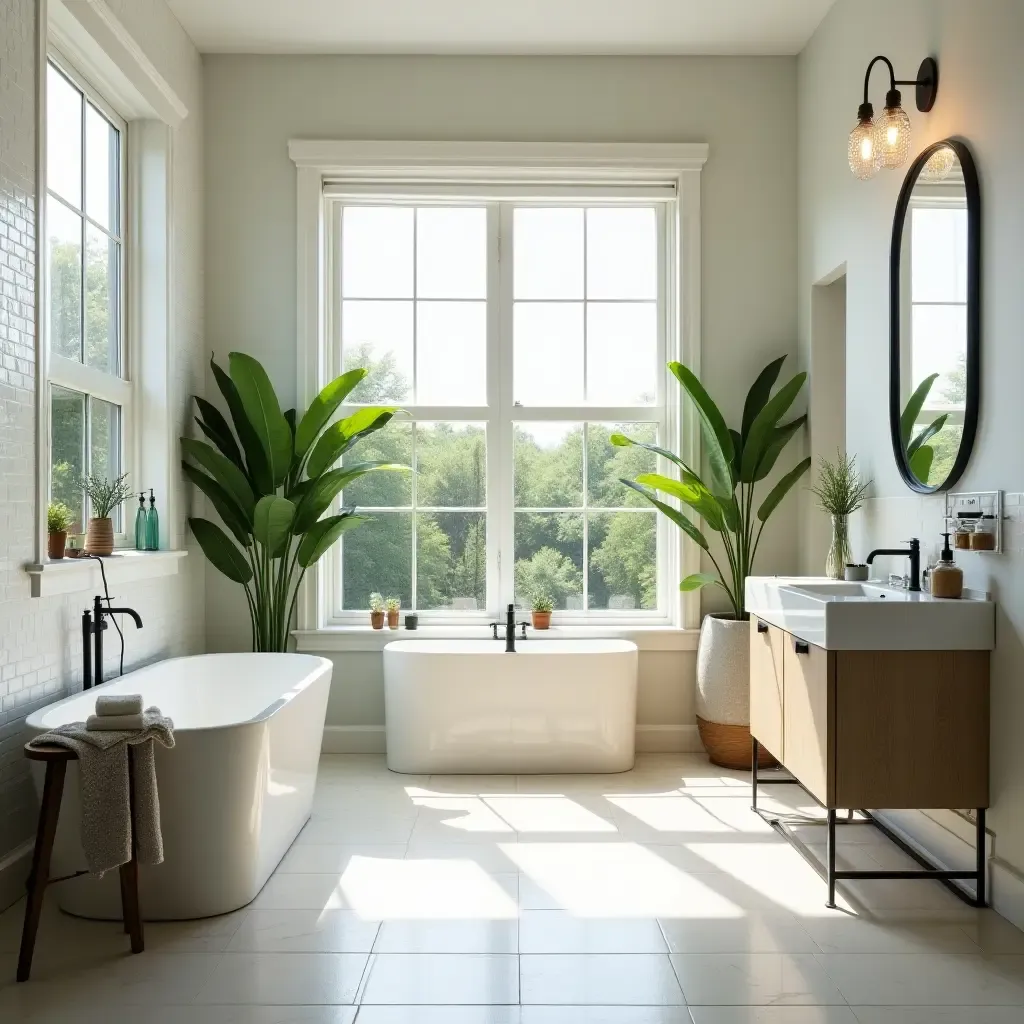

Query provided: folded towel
[86,713,144,732]
[28,707,174,876]
[95,694,143,716]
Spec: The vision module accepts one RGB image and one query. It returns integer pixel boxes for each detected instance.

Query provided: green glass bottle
[134,493,147,550]
[145,489,160,551]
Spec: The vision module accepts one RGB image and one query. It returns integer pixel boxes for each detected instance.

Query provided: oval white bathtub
[383,639,638,774]
[25,652,332,920]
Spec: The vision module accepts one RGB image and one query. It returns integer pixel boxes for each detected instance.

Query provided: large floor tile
[120,1008,359,1023]
[800,916,981,954]
[278,844,408,874]
[670,952,846,1005]
[520,1009,692,1024]
[252,873,351,912]
[359,953,519,1004]
[688,1010,858,1023]
[659,913,819,954]
[227,910,381,952]
[297,818,416,845]
[404,840,522,873]
[850,1009,1024,1024]
[194,952,369,1004]
[519,953,686,1005]
[355,1008,521,1023]
[815,952,1024,1005]
[519,911,667,953]
[959,912,1024,953]
[373,918,518,953]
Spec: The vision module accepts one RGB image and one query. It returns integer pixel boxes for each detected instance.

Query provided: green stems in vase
[810,450,872,579]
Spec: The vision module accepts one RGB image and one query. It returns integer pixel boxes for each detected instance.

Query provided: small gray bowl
[844,564,869,582]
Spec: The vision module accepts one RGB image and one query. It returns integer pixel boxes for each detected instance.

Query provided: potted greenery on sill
[82,473,134,556]
[614,357,809,768]
[47,501,73,560]
[531,594,553,630]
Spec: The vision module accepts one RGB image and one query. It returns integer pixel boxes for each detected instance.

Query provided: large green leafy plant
[182,354,405,651]
[614,358,810,619]
[901,373,948,484]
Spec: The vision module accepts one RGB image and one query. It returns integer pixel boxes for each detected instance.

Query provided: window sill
[25,549,187,598]
[291,624,699,653]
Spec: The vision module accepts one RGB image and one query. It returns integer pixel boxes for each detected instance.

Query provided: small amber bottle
[930,533,964,599]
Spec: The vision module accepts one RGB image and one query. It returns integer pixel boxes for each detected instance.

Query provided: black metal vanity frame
[750,738,987,909]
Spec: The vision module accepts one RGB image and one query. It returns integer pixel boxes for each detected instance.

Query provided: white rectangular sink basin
[745,576,995,651]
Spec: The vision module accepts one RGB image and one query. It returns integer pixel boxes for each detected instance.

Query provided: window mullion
[496,203,516,611]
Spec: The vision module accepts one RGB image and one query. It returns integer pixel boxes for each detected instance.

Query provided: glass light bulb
[922,145,956,180]
[848,119,879,180]
[874,105,912,169]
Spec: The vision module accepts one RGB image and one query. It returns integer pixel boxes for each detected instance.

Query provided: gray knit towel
[86,713,144,731]
[95,694,143,716]
[28,708,175,876]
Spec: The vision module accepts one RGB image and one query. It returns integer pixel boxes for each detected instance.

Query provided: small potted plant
[369,592,385,630]
[385,596,401,629]
[531,594,554,630]
[46,501,73,559]
[82,473,133,556]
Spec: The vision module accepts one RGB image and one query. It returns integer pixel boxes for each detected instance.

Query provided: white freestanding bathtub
[25,652,332,920]
[383,639,638,773]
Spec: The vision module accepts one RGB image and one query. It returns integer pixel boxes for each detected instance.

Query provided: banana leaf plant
[182,353,407,652]
[901,373,948,484]
[613,358,810,620]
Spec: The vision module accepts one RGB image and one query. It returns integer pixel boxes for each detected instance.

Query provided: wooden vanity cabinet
[749,616,989,810]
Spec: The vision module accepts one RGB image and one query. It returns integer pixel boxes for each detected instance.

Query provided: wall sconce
[848,56,938,180]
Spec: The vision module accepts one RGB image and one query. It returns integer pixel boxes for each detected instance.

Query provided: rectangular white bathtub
[25,652,332,920]
[383,639,638,773]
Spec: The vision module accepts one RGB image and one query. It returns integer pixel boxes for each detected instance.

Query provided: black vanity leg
[826,808,837,908]
[976,808,987,907]
[751,737,759,811]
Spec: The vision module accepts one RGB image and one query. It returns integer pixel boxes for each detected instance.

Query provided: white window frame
[46,49,134,541]
[290,141,707,637]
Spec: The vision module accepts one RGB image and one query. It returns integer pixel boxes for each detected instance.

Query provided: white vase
[696,613,771,770]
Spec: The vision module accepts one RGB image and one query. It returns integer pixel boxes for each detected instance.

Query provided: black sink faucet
[866,538,921,592]
[82,594,143,689]
[488,603,529,652]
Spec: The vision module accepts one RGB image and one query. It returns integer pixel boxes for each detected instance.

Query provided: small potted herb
[46,501,73,560]
[385,596,401,629]
[369,592,385,630]
[809,450,872,579]
[531,594,554,630]
[82,473,133,556]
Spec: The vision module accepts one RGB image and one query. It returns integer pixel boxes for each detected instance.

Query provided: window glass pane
[47,65,82,208]
[515,512,584,610]
[85,226,118,374]
[513,208,583,299]
[911,304,967,405]
[513,303,584,405]
[586,302,658,405]
[51,386,85,533]
[89,397,121,529]
[587,423,657,507]
[343,421,413,508]
[586,207,657,300]
[416,301,486,405]
[341,301,413,403]
[912,207,967,303]
[416,208,486,299]
[417,511,486,610]
[416,423,486,507]
[342,207,413,298]
[588,510,657,610]
[342,511,412,610]
[48,198,83,362]
[514,423,583,508]
[85,104,118,233]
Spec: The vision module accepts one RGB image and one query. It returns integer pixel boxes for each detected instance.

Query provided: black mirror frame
[889,138,980,493]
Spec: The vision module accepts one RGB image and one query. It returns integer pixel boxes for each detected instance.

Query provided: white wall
[0,0,205,906]
[798,0,1024,895]
[202,54,800,737]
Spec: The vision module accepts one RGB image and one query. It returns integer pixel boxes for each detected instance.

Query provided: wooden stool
[17,743,144,982]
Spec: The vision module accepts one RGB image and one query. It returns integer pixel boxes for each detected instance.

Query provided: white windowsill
[25,549,187,598]
[292,624,699,653]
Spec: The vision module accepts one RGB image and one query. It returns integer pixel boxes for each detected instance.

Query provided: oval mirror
[890,139,979,492]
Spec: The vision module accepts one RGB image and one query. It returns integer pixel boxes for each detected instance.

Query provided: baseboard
[322,723,701,755]
[0,841,32,913]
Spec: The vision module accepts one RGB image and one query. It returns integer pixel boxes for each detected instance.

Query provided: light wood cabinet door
[749,617,785,760]
[783,636,834,805]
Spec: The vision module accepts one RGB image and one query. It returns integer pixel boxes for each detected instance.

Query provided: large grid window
[46,56,129,533]
[326,198,671,622]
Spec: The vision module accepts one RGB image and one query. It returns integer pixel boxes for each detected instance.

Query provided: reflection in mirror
[892,141,978,491]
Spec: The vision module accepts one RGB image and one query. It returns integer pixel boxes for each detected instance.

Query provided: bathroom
[2,0,1024,1018]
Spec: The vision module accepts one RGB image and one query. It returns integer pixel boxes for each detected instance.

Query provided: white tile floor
[2,753,1024,1022]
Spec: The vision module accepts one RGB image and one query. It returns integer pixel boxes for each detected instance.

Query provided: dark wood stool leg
[120,745,144,953]
[17,760,68,982]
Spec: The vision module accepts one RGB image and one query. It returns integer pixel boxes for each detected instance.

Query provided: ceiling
[167,0,836,56]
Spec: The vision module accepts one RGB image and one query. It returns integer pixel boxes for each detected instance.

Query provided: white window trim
[290,140,707,636]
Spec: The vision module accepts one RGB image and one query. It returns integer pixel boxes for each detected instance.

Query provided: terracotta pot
[370,610,385,630]
[696,613,754,770]
[47,530,67,560]
[387,609,400,629]
[84,517,114,556]
[532,609,552,630]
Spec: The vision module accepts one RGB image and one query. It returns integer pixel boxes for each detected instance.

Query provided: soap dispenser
[145,489,160,551]
[930,533,963,599]
[134,492,147,550]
